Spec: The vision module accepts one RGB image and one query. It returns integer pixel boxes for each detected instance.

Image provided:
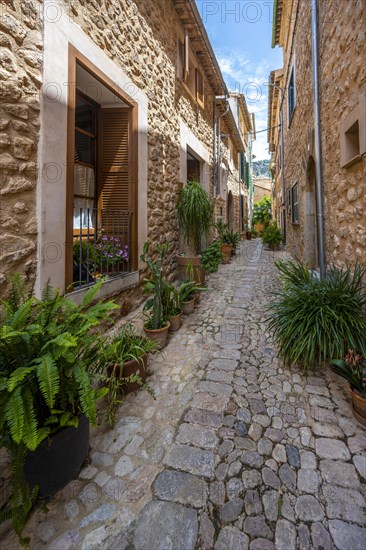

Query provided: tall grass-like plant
[267,261,366,371]
[177,180,214,254]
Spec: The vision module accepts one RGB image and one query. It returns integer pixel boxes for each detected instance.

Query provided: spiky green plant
[177,180,214,254]
[140,242,170,330]
[267,262,366,371]
[0,276,118,543]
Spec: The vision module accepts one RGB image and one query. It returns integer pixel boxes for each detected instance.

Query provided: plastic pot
[24,414,89,498]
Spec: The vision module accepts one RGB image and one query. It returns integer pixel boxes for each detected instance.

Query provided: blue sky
[196,1,283,160]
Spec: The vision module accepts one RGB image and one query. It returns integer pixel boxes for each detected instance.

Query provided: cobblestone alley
[3,241,366,550]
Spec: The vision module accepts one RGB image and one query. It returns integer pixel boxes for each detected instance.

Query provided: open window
[67,60,137,290]
[340,93,366,168]
[187,151,201,182]
[177,28,205,107]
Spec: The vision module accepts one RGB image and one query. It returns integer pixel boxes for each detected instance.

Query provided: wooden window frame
[66,45,138,289]
[287,60,296,125]
[291,182,299,224]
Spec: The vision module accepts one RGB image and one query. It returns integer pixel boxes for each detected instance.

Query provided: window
[178,28,204,107]
[187,151,200,182]
[288,63,296,122]
[291,183,299,224]
[339,94,366,168]
[68,62,136,289]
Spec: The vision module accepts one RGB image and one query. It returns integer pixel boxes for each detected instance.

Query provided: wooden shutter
[184,29,189,82]
[99,108,130,231]
[195,69,204,108]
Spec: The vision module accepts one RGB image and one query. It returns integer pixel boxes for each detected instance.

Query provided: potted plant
[161,283,182,332]
[227,230,240,254]
[100,324,157,425]
[141,242,170,348]
[215,220,233,263]
[0,275,117,543]
[178,280,206,314]
[176,179,214,285]
[261,221,283,250]
[331,350,366,426]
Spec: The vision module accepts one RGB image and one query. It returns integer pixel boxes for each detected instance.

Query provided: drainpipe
[213,99,217,196]
[217,97,230,198]
[312,0,326,279]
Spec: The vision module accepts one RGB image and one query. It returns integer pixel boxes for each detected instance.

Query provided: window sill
[67,271,139,305]
[341,154,362,169]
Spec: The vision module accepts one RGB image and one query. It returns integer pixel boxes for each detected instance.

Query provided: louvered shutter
[99,108,130,235]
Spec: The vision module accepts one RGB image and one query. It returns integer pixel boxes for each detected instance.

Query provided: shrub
[201,241,224,273]
[252,196,272,225]
[261,221,283,249]
[267,261,366,371]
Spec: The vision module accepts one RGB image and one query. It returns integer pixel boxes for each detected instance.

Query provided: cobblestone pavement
[2,241,366,549]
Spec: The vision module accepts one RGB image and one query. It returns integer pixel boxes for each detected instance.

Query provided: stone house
[253,177,272,204]
[268,0,366,269]
[0,0,250,306]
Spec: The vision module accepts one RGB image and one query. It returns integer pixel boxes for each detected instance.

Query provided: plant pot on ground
[0,275,117,544]
[100,323,158,425]
[141,242,171,349]
[178,280,206,315]
[261,221,283,250]
[176,179,214,282]
[162,281,182,332]
[331,350,366,426]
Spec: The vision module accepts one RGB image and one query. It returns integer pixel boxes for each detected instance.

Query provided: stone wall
[0,0,43,292]
[279,0,366,268]
[253,178,272,203]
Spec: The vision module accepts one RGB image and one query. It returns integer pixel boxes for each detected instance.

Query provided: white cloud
[217,52,272,159]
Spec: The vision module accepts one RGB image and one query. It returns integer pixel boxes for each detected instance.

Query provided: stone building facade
[268,0,366,269]
[253,177,272,204]
[0,0,250,303]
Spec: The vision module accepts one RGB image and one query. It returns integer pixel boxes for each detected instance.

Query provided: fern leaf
[80,280,103,309]
[35,355,60,409]
[73,364,96,424]
[5,389,24,444]
[21,387,39,451]
[7,366,35,392]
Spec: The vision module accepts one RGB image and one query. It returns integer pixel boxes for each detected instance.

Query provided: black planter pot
[24,414,90,498]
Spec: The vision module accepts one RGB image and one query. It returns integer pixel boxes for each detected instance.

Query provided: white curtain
[73,165,95,229]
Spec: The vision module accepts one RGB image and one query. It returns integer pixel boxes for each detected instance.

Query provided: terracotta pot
[221,243,233,264]
[143,322,170,349]
[182,298,195,315]
[175,255,205,285]
[168,310,182,332]
[268,243,280,251]
[351,387,366,426]
[246,231,252,240]
[107,354,147,394]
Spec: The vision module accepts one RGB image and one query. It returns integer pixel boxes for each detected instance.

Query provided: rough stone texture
[2,243,365,549]
[329,520,366,550]
[0,1,43,293]
[133,501,198,550]
[152,470,207,508]
[269,0,366,269]
[315,438,351,460]
[214,526,249,550]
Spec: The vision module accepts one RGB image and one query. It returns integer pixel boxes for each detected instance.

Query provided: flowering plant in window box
[97,235,129,272]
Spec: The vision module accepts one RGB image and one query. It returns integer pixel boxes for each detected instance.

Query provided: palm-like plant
[177,180,214,254]
[267,261,366,371]
[141,242,170,329]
